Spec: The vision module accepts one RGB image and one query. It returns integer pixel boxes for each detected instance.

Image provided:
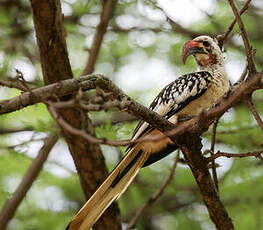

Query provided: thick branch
[179,135,234,230]
[0,134,58,230]
[0,74,176,132]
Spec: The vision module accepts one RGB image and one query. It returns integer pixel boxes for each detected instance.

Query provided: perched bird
[67,35,230,230]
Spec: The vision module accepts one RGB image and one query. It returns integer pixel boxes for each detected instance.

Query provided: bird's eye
[203,41,210,47]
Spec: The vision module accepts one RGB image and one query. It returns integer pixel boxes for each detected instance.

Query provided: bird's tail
[67,145,148,230]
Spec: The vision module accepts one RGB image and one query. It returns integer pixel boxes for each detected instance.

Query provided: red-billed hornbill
[67,35,230,230]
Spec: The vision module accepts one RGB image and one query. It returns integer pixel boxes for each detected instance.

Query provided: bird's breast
[177,78,229,118]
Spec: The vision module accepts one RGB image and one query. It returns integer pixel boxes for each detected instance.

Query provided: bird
[66,35,230,230]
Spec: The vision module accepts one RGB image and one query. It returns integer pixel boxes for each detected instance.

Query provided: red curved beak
[182,40,206,64]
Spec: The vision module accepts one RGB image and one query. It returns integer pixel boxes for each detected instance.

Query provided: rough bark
[179,134,234,230]
[29,1,121,229]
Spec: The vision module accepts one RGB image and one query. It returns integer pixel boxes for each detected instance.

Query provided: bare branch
[0,134,58,230]
[247,98,263,132]
[217,0,252,48]
[180,135,234,230]
[207,150,263,162]
[82,0,117,75]
[0,74,176,132]
[1,73,263,145]
[48,104,130,146]
[210,119,219,192]
[236,63,248,84]
[227,0,257,74]
[126,151,180,230]
[0,78,28,92]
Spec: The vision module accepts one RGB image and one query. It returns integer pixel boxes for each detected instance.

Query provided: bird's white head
[182,35,224,70]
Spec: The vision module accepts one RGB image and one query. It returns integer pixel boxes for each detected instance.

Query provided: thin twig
[48,103,170,146]
[236,63,248,84]
[227,0,257,74]
[0,134,58,230]
[0,78,28,91]
[218,0,252,49]
[82,0,117,75]
[126,151,180,230]
[210,119,219,192]
[206,150,263,162]
[247,98,263,132]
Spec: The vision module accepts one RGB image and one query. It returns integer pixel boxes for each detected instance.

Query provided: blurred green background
[0,0,263,229]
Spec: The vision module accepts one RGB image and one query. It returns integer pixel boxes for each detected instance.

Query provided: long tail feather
[67,146,149,230]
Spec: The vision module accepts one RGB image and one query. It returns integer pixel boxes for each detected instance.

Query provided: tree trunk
[29,1,121,229]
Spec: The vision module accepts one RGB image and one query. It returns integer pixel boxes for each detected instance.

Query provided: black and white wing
[128,71,212,158]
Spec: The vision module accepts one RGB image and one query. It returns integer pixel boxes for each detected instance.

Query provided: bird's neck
[199,62,226,79]
[200,62,230,94]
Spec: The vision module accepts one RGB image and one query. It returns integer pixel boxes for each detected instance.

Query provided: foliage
[0,0,263,229]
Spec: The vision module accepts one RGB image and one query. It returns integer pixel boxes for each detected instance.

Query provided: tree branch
[0,74,176,132]
[207,150,263,162]
[82,0,117,75]
[179,135,234,230]
[29,0,121,228]
[1,73,262,137]
[217,0,252,49]
[0,72,262,229]
[210,119,219,192]
[227,0,257,74]
[247,98,263,132]
[0,134,58,230]
[0,78,28,91]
